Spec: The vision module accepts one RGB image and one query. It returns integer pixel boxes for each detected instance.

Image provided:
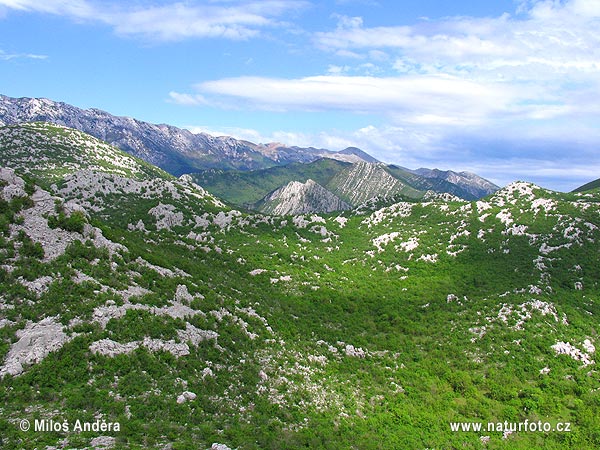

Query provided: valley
[0,121,598,449]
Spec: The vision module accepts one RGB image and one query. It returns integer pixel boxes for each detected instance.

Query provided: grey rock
[259,179,350,216]
[0,317,72,378]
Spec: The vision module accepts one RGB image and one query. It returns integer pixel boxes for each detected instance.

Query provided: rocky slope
[412,167,499,199]
[0,124,598,449]
[0,94,376,175]
[327,162,421,205]
[257,179,350,215]
[196,160,499,213]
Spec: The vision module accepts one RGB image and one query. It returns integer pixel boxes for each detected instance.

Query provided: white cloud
[193,74,519,126]
[174,0,600,128]
[315,1,600,81]
[168,0,600,190]
[0,0,306,41]
[0,49,47,60]
[167,92,209,106]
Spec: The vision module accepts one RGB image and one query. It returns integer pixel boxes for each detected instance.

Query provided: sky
[1,0,600,191]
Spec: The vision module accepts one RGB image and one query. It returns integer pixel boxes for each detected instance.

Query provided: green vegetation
[48,210,86,234]
[191,158,351,207]
[0,124,599,449]
[572,177,600,193]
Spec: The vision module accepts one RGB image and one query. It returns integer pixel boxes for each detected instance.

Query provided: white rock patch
[0,317,73,378]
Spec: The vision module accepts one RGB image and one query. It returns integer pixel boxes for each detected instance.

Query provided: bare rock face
[0,317,72,378]
[89,339,139,358]
[259,179,350,216]
[0,167,26,200]
[210,444,234,450]
[177,323,218,345]
[329,162,408,206]
[148,203,184,230]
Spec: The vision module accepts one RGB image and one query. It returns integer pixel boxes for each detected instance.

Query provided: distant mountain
[194,160,498,213]
[192,158,351,209]
[411,168,499,199]
[0,93,499,215]
[338,147,380,163]
[0,94,377,175]
[256,179,350,215]
[326,162,421,205]
[573,177,600,192]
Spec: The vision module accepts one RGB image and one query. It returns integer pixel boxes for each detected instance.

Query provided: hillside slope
[573,177,600,192]
[256,179,350,215]
[412,167,499,199]
[327,162,421,205]
[191,158,351,208]
[0,126,599,449]
[195,160,498,214]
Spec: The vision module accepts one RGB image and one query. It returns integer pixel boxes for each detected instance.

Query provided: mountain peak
[258,179,350,215]
[338,147,379,163]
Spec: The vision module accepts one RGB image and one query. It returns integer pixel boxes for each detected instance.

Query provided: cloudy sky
[1,0,599,190]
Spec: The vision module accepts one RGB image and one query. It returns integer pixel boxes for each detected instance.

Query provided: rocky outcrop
[0,317,73,378]
[89,337,190,358]
[176,391,197,404]
[258,179,350,216]
[1,167,126,261]
[328,162,409,206]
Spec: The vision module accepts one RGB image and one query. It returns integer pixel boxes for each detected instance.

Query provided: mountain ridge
[0,94,377,175]
[256,179,351,215]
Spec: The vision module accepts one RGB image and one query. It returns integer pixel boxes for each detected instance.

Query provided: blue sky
[1,0,599,191]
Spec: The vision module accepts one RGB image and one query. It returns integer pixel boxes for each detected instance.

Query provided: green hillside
[192,159,492,214]
[573,177,600,192]
[191,158,351,208]
[0,125,599,449]
[0,122,170,187]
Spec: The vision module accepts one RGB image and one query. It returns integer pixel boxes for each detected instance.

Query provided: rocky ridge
[258,179,350,215]
[0,94,377,174]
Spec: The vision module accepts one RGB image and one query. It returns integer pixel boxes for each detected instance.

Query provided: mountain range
[0,94,377,175]
[0,119,599,449]
[0,94,500,215]
[193,160,498,214]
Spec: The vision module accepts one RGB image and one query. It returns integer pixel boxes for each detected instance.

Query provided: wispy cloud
[175,70,562,128]
[167,92,209,107]
[315,0,600,80]
[0,0,306,41]
[0,49,47,60]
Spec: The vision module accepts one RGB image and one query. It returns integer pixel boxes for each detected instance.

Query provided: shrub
[48,210,86,234]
